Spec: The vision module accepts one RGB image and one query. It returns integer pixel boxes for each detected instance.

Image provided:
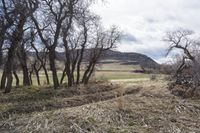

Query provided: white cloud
[91,0,200,63]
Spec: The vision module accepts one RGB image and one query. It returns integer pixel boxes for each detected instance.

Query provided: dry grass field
[1,63,199,132]
[0,78,200,132]
[0,62,151,86]
[1,0,199,132]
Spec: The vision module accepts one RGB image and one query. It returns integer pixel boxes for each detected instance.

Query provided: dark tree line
[0,0,121,93]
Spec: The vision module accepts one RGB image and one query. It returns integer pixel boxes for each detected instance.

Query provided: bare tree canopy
[0,0,121,93]
[165,29,200,97]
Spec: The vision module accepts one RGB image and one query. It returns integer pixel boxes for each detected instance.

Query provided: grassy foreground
[0,79,200,132]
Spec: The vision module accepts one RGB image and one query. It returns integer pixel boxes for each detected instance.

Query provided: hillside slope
[28,50,159,70]
[56,50,159,69]
[101,50,159,68]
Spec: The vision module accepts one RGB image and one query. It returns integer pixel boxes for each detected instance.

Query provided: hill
[27,50,160,72]
[55,50,160,69]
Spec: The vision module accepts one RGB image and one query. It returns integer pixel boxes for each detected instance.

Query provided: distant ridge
[55,50,159,69]
[100,50,160,69]
[28,50,159,69]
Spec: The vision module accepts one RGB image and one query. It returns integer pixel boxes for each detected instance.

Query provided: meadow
[1,76,200,132]
[0,62,153,86]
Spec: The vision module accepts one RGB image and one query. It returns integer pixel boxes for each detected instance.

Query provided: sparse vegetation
[0,0,200,132]
[0,82,141,120]
[1,80,200,132]
[165,29,200,98]
[0,0,121,93]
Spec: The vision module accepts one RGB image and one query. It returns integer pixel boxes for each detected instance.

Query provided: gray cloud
[92,0,200,63]
[121,33,140,43]
[146,18,158,24]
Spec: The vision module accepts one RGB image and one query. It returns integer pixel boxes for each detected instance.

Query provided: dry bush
[167,64,200,98]
[170,85,194,98]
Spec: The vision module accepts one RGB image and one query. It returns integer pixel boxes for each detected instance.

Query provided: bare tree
[30,30,50,85]
[75,9,98,85]
[0,0,121,94]
[0,0,38,93]
[60,4,97,86]
[13,59,20,87]
[32,60,42,85]
[0,0,15,66]
[16,32,32,86]
[165,29,195,61]
[30,0,80,89]
[165,29,200,95]
[82,26,121,84]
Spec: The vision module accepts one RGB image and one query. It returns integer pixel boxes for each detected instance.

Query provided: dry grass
[0,82,141,121]
[97,62,141,71]
[0,69,151,86]
[0,80,200,132]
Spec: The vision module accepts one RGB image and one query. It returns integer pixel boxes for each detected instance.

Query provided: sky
[92,0,200,63]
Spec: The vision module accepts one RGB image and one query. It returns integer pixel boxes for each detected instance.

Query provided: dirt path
[110,78,149,83]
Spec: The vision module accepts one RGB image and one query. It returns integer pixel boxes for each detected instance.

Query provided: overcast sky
[92,0,200,63]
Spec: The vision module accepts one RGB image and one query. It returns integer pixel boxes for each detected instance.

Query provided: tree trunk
[76,26,87,84]
[3,16,26,93]
[31,40,50,85]
[71,51,79,84]
[4,45,15,93]
[82,50,102,84]
[13,70,19,86]
[22,65,31,86]
[49,48,59,89]
[60,68,66,84]
[84,63,95,84]
[33,64,41,86]
[65,62,73,87]
[0,71,6,90]
[17,45,31,86]
[35,71,40,86]
[63,43,73,87]
[0,47,3,67]
[76,60,81,84]
[76,48,85,84]
[29,71,33,85]
[0,29,6,89]
[82,61,93,84]
[5,72,13,93]
[0,27,6,66]
[42,65,50,85]
[67,72,73,87]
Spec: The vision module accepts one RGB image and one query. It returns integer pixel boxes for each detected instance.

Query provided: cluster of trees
[165,29,200,93]
[0,0,121,93]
